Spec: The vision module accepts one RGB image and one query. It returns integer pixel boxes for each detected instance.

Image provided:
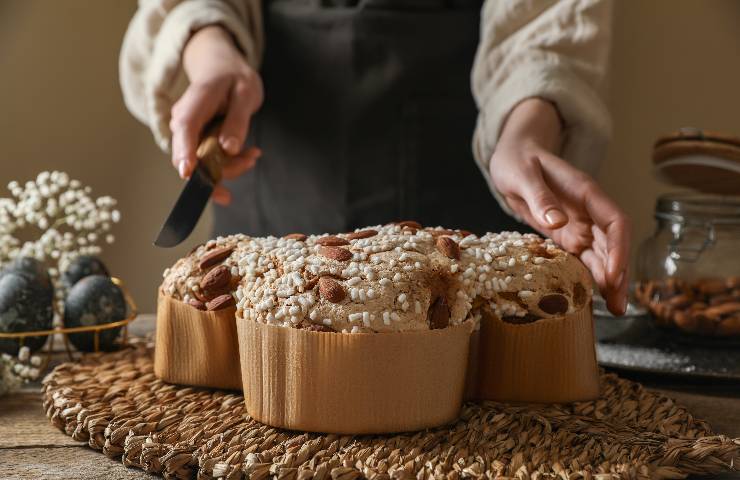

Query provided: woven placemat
[42,345,739,480]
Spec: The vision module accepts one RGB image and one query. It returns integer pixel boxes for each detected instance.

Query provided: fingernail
[178,160,187,179]
[620,295,628,314]
[222,137,240,154]
[544,208,566,226]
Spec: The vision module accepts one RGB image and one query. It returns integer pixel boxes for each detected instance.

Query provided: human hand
[491,98,630,315]
[170,25,264,205]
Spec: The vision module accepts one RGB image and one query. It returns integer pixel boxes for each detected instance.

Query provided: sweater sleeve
[119,0,263,152]
[471,0,613,214]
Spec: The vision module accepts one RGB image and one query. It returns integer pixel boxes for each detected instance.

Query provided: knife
[154,127,226,248]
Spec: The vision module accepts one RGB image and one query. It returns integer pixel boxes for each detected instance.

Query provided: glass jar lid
[653,128,740,195]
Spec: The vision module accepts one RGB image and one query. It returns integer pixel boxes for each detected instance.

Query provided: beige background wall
[1,0,739,312]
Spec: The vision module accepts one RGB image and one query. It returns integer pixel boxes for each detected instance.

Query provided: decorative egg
[64,275,126,352]
[0,270,54,355]
[0,257,54,316]
[0,257,53,292]
[62,255,109,289]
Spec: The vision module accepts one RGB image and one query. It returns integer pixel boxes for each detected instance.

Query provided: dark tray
[595,311,740,382]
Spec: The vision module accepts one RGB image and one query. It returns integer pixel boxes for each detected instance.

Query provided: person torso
[213,0,527,237]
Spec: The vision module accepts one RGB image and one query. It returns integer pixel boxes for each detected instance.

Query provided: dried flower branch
[0,171,121,305]
[0,346,41,396]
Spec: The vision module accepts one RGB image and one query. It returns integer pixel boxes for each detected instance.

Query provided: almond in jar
[636,194,740,337]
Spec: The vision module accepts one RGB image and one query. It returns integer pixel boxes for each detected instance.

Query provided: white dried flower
[17,346,30,362]
[0,356,23,397]
[0,171,120,309]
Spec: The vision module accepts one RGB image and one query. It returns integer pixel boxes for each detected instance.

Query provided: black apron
[213,0,528,237]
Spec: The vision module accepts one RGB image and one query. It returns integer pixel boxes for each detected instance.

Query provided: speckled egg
[0,269,54,355]
[0,257,55,322]
[0,257,53,291]
[64,275,126,352]
[62,255,110,289]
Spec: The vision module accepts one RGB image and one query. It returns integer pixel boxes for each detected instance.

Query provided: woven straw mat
[42,345,739,480]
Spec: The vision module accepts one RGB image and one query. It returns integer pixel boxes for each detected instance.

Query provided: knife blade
[154,135,225,248]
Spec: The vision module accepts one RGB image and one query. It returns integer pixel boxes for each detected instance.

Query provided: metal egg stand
[0,277,138,371]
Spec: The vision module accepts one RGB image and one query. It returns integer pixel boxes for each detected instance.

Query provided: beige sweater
[120,0,612,212]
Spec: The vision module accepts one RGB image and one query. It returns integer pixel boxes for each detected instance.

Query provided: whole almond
[397,220,422,229]
[436,236,461,260]
[689,301,708,311]
[710,294,735,306]
[704,302,740,319]
[673,310,698,331]
[316,235,350,246]
[428,296,450,330]
[345,229,378,240]
[206,294,235,311]
[200,265,231,294]
[188,299,206,310]
[429,229,456,237]
[319,245,352,262]
[667,293,692,308]
[538,294,569,315]
[198,246,235,270]
[319,277,345,303]
[698,279,728,296]
[283,233,307,242]
[717,315,740,336]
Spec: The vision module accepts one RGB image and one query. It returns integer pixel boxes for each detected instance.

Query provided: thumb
[520,157,568,230]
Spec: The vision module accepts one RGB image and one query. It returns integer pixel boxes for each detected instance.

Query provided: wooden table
[1,315,739,479]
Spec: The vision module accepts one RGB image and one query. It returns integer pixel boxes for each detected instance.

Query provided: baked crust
[160,224,592,333]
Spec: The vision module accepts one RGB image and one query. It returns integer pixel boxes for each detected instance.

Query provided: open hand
[491,99,630,315]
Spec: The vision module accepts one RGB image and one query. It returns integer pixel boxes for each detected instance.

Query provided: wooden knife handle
[196,120,226,184]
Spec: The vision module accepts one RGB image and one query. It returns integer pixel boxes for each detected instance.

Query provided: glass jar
[635,193,740,337]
